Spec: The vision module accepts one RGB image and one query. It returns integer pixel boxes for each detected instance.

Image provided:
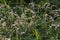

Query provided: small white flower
[51,23,56,26]
[14,21,19,25]
[29,2,35,9]
[49,26,52,28]
[32,16,35,18]
[45,14,48,17]
[57,24,59,27]
[21,32,25,35]
[1,18,4,21]
[1,22,6,27]
[15,12,17,13]
[5,38,11,40]
[20,22,23,25]
[30,10,35,14]
[51,23,59,28]
[12,24,16,26]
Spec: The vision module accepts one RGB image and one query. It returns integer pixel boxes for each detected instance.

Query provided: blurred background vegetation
[0,0,60,40]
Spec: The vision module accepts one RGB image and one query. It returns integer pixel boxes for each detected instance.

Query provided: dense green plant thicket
[0,0,60,40]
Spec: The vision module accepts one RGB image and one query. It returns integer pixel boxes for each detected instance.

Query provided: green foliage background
[0,0,60,40]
